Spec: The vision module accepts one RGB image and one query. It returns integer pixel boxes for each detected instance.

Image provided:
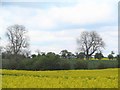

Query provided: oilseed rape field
[1,68,118,88]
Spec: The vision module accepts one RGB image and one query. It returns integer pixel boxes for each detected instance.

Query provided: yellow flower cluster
[1,68,118,88]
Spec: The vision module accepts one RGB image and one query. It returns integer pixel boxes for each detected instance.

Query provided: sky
[0,0,119,56]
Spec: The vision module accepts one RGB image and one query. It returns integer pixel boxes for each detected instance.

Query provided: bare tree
[22,49,31,58]
[77,31,105,60]
[6,24,29,56]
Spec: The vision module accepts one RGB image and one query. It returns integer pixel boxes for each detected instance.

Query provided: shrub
[97,63,106,69]
[94,53,104,60]
[74,60,88,69]
[108,54,114,60]
[59,59,71,70]
[32,54,61,70]
[2,56,118,70]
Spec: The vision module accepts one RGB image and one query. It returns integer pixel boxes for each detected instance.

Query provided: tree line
[0,24,119,70]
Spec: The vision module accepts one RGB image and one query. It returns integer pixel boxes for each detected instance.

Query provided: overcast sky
[0,0,119,56]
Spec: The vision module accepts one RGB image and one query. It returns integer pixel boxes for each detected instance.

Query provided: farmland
[1,68,118,88]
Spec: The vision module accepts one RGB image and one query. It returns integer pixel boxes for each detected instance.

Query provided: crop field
[1,68,118,88]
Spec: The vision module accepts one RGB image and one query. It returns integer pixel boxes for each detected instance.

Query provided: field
[1,68,118,88]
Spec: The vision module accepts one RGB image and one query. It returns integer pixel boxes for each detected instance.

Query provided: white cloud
[98,26,118,56]
[1,0,118,28]
[0,6,56,31]
[2,0,75,3]
[0,0,118,56]
[48,0,117,25]
[2,0,119,3]
[28,26,118,56]
[28,28,85,53]
[28,28,85,42]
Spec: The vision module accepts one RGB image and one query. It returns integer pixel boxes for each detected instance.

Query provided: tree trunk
[86,55,89,60]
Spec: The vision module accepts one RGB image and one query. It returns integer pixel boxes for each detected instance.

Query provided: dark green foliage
[2,53,118,70]
[31,52,61,70]
[87,60,102,69]
[87,60,118,69]
[74,60,88,69]
[108,51,115,60]
[76,52,85,60]
[60,50,68,58]
[97,63,106,69]
[116,54,120,60]
[116,54,120,68]
[94,53,104,60]
[2,59,17,69]
[79,52,85,60]
[67,52,73,59]
[59,59,71,70]
[31,54,37,58]
[2,52,26,60]
[108,54,114,60]
[60,50,73,59]
[111,51,115,55]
